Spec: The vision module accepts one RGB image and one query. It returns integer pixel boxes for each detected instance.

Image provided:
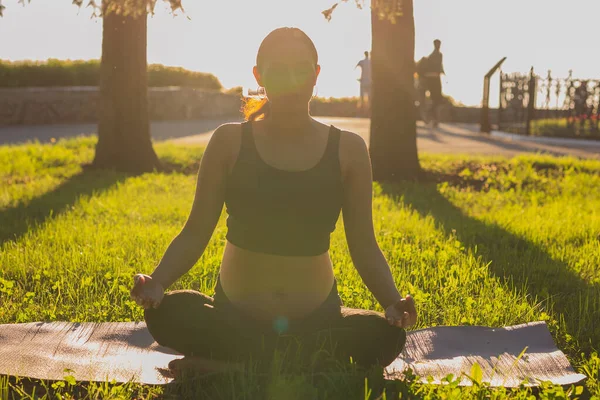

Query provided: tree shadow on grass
[380,182,600,358]
[0,170,126,247]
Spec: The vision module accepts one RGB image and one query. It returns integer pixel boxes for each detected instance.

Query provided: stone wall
[0,87,494,126]
[0,87,243,126]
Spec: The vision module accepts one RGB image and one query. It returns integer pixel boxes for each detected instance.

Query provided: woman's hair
[243,27,319,121]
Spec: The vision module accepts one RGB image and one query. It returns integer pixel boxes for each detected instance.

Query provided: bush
[310,97,360,117]
[147,64,221,90]
[0,59,222,90]
[224,86,244,96]
[530,118,600,140]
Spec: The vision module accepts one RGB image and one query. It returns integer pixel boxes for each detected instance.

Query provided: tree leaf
[321,2,338,21]
[0,0,184,18]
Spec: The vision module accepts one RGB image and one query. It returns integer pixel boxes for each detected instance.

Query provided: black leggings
[145,280,406,368]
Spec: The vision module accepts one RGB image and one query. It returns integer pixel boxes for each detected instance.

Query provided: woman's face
[254,41,320,104]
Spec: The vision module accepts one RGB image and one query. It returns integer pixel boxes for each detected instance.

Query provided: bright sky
[1,0,599,106]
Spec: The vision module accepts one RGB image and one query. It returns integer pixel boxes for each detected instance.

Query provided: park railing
[498,69,600,139]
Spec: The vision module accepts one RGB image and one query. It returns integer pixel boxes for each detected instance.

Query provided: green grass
[529,118,600,139]
[1,137,600,398]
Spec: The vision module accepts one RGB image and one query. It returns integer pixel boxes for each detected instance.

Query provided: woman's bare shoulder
[211,122,243,143]
[339,128,369,162]
[311,119,367,156]
[334,128,370,181]
[338,129,367,151]
[207,122,245,170]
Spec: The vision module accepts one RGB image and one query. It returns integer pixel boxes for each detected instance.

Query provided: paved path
[1,117,599,159]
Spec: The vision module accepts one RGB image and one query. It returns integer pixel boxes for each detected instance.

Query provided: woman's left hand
[385,295,417,328]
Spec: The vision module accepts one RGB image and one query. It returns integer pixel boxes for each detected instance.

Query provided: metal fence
[498,69,600,138]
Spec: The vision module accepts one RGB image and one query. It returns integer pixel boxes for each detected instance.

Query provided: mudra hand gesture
[130,274,165,309]
[385,295,417,328]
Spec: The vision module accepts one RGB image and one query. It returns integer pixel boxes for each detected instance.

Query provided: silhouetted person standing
[356,51,372,113]
[422,39,445,126]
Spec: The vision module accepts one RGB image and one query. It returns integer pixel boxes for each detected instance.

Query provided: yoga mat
[384,321,586,386]
[0,321,586,387]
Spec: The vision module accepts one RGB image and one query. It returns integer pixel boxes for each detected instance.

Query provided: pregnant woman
[131,27,417,375]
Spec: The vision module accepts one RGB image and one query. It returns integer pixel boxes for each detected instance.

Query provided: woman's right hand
[130,274,165,309]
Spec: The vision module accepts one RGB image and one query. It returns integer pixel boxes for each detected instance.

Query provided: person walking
[356,51,372,114]
[420,39,445,126]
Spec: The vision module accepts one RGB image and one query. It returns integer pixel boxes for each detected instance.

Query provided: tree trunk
[369,0,421,181]
[92,7,161,173]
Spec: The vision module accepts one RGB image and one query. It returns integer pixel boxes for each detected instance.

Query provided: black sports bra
[224,122,343,256]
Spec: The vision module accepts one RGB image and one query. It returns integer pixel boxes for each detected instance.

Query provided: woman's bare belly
[219,241,335,321]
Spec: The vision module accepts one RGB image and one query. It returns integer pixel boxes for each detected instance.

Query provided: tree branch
[322,0,403,23]
[0,0,184,17]
[322,2,338,22]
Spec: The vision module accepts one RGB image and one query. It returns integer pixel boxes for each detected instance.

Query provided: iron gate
[498,69,600,137]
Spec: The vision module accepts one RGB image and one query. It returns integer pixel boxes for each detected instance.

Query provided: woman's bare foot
[168,357,244,378]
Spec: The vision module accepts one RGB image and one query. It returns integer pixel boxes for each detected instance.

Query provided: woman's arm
[150,124,236,290]
[340,132,403,310]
